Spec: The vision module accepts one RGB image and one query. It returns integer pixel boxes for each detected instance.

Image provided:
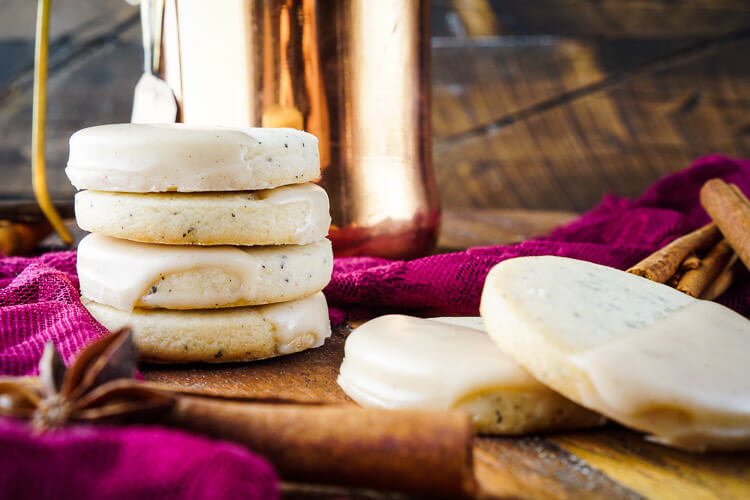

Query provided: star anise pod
[0,328,174,431]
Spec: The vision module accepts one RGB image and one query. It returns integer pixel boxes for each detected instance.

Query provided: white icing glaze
[480,255,750,449]
[570,300,750,438]
[263,292,332,354]
[337,315,550,410]
[259,183,330,240]
[82,292,332,362]
[486,256,693,351]
[66,123,320,192]
[259,182,326,204]
[426,316,486,331]
[77,233,332,311]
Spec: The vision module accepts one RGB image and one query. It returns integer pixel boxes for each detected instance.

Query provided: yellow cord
[32,0,73,244]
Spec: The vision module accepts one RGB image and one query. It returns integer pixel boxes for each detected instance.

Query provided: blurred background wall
[1,0,749,213]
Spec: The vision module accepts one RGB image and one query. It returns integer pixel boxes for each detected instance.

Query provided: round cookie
[66,123,320,192]
[75,183,330,246]
[83,292,331,363]
[337,315,604,435]
[78,233,333,311]
[481,256,750,451]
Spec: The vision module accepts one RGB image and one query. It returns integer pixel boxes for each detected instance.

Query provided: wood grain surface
[438,208,577,250]
[432,33,750,211]
[141,326,750,500]
[2,1,750,213]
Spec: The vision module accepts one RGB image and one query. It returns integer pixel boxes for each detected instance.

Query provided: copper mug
[159,0,439,259]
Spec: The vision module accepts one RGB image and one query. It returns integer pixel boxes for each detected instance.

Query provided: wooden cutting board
[141,326,750,500]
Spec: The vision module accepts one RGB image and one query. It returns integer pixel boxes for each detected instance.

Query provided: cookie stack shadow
[67,124,333,363]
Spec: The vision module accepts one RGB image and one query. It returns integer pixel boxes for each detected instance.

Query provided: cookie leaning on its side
[480,256,750,451]
[337,315,605,435]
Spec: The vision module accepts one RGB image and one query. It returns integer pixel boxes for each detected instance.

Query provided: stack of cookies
[66,123,333,363]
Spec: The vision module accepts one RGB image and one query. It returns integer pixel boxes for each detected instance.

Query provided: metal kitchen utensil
[159,0,438,259]
[131,0,176,123]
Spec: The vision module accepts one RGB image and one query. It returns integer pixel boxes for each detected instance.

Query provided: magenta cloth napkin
[0,241,279,498]
[0,418,278,500]
[325,154,750,323]
[0,252,103,375]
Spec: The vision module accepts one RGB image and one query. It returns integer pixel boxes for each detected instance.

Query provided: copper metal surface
[161,0,438,258]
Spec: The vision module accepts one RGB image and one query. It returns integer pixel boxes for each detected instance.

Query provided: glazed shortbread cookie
[84,292,331,363]
[78,233,333,311]
[66,124,320,192]
[75,183,330,246]
[337,315,604,435]
[481,256,750,451]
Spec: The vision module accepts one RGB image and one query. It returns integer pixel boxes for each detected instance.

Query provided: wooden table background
[142,326,750,500]
[2,0,750,218]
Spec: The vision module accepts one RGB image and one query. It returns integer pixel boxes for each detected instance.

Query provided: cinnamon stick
[666,271,683,288]
[700,256,743,301]
[627,223,721,283]
[676,240,734,297]
[730,183,750,206]
[700,179,750,271]
[680,253,701,271]
[162,396,476,498]
[3,376,476,497]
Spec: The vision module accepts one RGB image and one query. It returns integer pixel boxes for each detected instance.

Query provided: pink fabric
[326,155,750,323]
[0,252,104,375]
[0,224,281,498]
[0,418,278,500]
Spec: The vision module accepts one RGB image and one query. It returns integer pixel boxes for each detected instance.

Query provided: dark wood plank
[433,35,750,211]
[281,482,405,500]
[550,430,750,499]
[432,0,750,39]
[0,0,134,40]
[0,0,138,98]
[1,0,749,216]
[479,0,750,38]
[0,22,141,198]
[0,40,33,89]
[142,331,351,404]
[474,436,644,500]
[0,0,139,200]
[438,208,577,250]
[450,0,501,37]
